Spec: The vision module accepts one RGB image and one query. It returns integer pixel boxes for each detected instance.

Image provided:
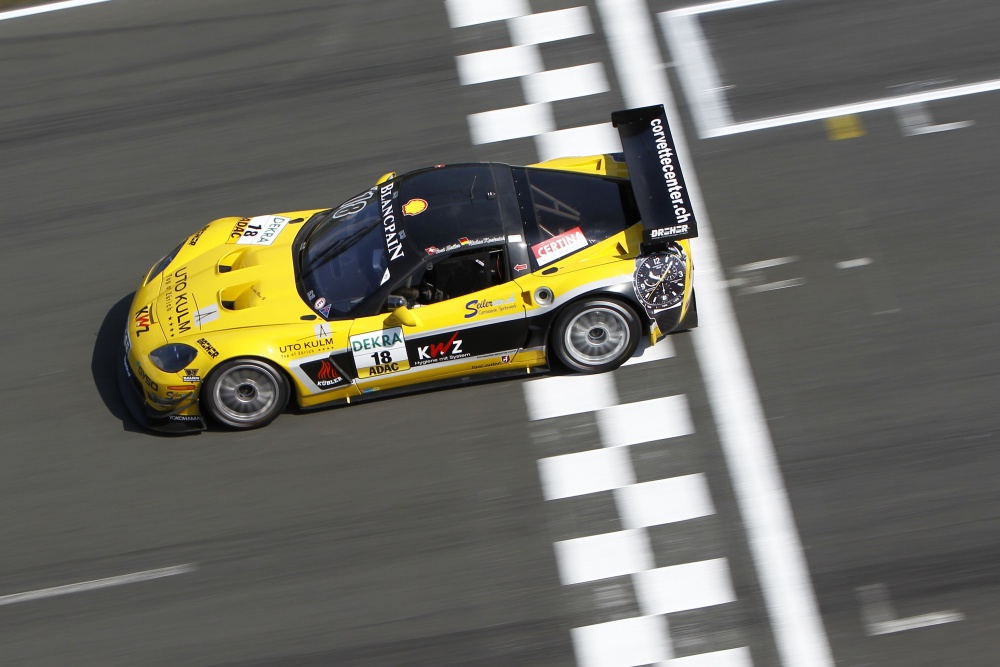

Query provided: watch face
[633,251,685,311]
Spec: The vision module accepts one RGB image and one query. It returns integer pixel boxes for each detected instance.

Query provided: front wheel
[551,298,640,373]
[203,358,289,429]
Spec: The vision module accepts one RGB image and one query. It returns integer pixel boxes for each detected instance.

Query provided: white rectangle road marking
[600,0,834,664]
[509,6,594,45]
[616,473,715,529]
[535,123,622,161]
[622,337,676,366]
[732,256,799,273]
[634,558,736,615]
[666,646,754,667]
[456,45,542,85]
[444,0,529,28]
[468,104,555,145]
[523,63,610,104]
[670,0,781,18]
[596,395,694,448]
[0,0,113,21]
[0,564,196,606]
[554,529,654,585]
[572,615,672,667]
[524,373,619,421]
[539,447,636,500]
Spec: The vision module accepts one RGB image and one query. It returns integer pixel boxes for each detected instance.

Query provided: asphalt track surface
[1,0,998,665]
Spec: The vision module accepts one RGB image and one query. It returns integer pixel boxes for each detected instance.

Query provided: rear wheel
[203,358,289,429]
[551,298,640,373]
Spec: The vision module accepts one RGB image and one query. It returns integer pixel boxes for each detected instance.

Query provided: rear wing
[611,105,699,245]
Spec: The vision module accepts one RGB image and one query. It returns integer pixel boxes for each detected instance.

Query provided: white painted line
[622,336,675,367]
[572,615,672,667]
[554,529,654,585]
[740,277,804,294]
[732,256,799,273]
[596,395,694,448]
[509,6,593,45]
[633,558,736,615]
[836,257,872,269]
[666,646,754,667]
[524,373,618,421]
[444,0,528,28]
[456,45,542,86]
[704,78,1000,138]
[670,0,781,17]
[0,564,196,606]
[856,583,965,636]
[468,103,554,145]
[909,121,974,134]
[601,0,834,663]
[660,12,734,139]
[616,473,715,529]
[535,123,622,161]
[868,611,966,635]
[523,63,609,104]
[538,447,635,500]
[0,0,113,21]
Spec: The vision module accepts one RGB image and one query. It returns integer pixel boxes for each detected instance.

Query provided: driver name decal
[531,227,587,266]
[351,327,410,377]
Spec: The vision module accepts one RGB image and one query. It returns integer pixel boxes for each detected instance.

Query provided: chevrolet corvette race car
[119,106,700,432]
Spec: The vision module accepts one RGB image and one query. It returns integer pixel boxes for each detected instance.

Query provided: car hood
[150,212,318,340]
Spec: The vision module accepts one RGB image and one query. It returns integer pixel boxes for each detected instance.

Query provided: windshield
[299,186,395,319]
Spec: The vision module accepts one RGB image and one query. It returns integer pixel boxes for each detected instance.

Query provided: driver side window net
[394,247,507,308]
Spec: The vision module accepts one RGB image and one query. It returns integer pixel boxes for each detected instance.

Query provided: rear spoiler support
[611,105,699,246]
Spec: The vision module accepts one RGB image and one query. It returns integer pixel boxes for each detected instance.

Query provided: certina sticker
[314,297,327,310]
[350,327,410,377]
[402,198,428,216]
[226,215,291,246]
[531,227,588,266]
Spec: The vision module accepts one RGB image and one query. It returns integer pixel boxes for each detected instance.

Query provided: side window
[513,168,640,267]
[390,247,508,308]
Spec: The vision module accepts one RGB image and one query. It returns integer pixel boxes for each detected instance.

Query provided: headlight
[145,242,184,285]
[149,344,198,373]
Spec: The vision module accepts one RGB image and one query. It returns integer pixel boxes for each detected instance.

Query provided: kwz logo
[417,332,463,361]
[301,357,349,390]
[134,305,153,336]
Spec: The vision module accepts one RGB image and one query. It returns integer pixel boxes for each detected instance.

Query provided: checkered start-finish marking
[446,0,622,159]
[523,341,752,667]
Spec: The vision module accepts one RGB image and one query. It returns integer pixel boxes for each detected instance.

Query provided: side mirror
[387,295,420,327]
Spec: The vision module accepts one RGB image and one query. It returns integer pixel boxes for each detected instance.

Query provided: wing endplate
[611,105,699,244]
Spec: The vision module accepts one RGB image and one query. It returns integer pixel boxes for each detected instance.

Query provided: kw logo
[134,305,152,336]
[417,332,463,360]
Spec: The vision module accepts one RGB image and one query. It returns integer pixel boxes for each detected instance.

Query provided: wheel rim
[563,307,630,366]
[211,363,280,425]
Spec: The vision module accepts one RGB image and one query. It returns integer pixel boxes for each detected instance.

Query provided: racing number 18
[371,351,392,364]
[243,223,261,238]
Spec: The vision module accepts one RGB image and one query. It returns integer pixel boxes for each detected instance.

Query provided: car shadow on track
[91,293,185,437]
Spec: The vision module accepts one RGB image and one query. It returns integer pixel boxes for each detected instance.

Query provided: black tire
[551,298,641,373]
[202,358,289,429]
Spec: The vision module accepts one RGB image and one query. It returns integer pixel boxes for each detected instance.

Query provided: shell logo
[402,198,428,216]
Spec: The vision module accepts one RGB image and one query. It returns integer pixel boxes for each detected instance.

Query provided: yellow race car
[119,106,699,432]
